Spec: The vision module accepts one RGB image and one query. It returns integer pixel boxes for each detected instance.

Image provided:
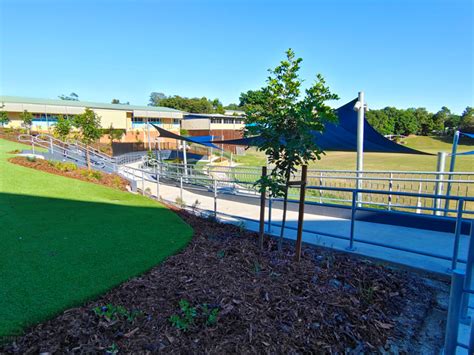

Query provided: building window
[173,119,180,125]
[211,118,222,124]
[223,118,233,124]
[234,119,243,124]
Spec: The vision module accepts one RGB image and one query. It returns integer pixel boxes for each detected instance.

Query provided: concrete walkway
[122,165,471,276]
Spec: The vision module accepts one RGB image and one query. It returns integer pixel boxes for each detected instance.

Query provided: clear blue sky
[0,0,472,114]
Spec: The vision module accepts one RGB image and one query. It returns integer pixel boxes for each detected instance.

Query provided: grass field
[232,135,473,172]
[0,139,193,337]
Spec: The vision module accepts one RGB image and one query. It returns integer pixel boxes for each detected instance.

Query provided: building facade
[0,96,183,146]
[181,113,245,153]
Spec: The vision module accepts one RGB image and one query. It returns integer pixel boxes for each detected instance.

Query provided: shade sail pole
[444,130,460,215]
[356,91,365,206]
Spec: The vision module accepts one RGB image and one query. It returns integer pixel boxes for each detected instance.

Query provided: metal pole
[267,196,273,233]
[451,199,464,271]
[444,269,465,355]
[141,170,145,195]
[182,141,188,177]
[180,176,183,202]
[388,172,393,211]
[213,178,217,218]
[147,120,151,151]
[416,182,422,214]
[295,165,308,262]
[156,174,160,199]
[348,190,357,250]
[356,91,365,207]
[469,318,474,355]
[259,166,267,250]
[434,152,447,216]
[461,221,474,321]
[445,130,460,216]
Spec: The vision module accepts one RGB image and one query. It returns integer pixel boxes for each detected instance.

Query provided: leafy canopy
[74,108,102,144]
[149,92,225,114]
[0,111,9,126]
[19,110,33,127]
[54,115,73,140]
[244,49,339,196]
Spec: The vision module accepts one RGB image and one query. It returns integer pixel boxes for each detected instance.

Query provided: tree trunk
[278,168,292,251]
[86,145,91,170]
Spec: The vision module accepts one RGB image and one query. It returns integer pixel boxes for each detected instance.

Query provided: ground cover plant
[0,138,193,338]
[2,208,440,353]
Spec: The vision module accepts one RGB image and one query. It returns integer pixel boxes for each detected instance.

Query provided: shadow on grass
[0,192,193,338]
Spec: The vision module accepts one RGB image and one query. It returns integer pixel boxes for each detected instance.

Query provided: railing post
[259,166,267,250]
[180,176,183,202]
[295,165,308,262]
[444,269,465,355]
[461,221,474,321]
[434,151,446,216]
[319,171,323,204]
[348,190,357,251]
[213,178,217,218]
[416,181,422,214]
[388,172,393,211]
[267,196,273,233]
[451,199,464,271]
[141,170,145,195]
[469,318,474,355]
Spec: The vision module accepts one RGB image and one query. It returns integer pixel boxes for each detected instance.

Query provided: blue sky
[0,0,472,113]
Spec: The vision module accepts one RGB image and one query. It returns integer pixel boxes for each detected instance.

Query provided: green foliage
[460,106,474,133]
[224,103,243,111]
[74,108,102,170]
[149,92,224,114]
[80,169,102,180]
[58,92,79,101]
[111,98,129,105]
[93,304,142,322]
[53,115,72,140]
[106,343,119,354]
[180,128,189,136]
[175,196,186,207]
[19,110,33,131]
[104,124,125,143]
[244,49,339,198]
[48,161,78,172]
[74,108,102,145]
[169,299,219,332]
[26,155,36,162]
[0,111,10,126]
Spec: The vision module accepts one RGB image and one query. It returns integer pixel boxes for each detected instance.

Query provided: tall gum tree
[244,49,339,249]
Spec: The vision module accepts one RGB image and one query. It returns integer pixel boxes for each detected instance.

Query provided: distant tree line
[149,92,225,114]
[365,106,473,136]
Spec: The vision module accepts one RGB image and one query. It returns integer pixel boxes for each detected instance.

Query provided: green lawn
[231,136,473,172]
[0,139,193,337]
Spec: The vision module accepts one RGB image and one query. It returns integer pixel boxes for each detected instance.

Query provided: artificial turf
[0,139,193,337]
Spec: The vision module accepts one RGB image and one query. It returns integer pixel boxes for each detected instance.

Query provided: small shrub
[80,169,102,180]
[191,199,201,212]
[175,197,186,208]
[26,155,36,162]
[92,304,142,322]
[112,175,123,188]
[145,187,152,196]
[169,299,219,332]
[49,161,77,172]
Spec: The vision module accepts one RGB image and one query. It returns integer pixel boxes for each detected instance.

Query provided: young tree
[19,110,33,134]
[0,111,10,127]
[244,49,339,249]
[74,108,102,170]
[54,115,72,141]
[106,123,124,144]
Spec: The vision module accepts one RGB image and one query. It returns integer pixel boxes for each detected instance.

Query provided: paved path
[121,165,471,276]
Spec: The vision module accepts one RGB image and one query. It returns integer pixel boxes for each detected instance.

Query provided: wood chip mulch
[2,209,434,354]
[8,156,129,191]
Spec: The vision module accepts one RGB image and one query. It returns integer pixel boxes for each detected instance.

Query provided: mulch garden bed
[8,156,129,191]
[2,207,437,354]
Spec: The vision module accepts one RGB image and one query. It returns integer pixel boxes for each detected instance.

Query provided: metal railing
[118,163,474,266]
[444,223,474,354]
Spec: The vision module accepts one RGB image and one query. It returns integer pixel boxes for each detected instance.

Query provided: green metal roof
[0,95,182,113]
